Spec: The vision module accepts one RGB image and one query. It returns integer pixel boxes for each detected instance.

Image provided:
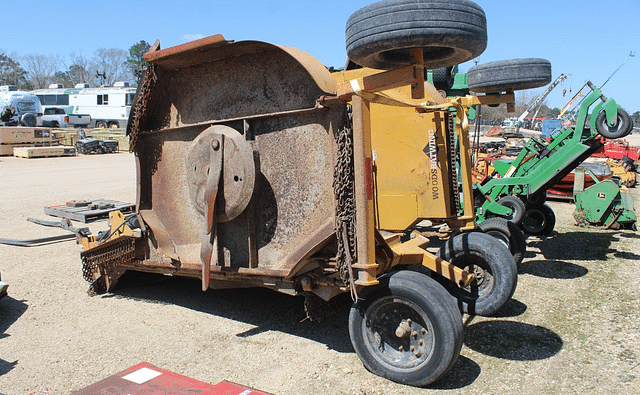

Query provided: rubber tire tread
[527,192,546,208]
[436,232,518,316]
[467,58,551,93]
[595,108,633,139]
[477,218,527,267]
[496,195,526,224]
[431,66,455,91]
[346,0,487,70]
[520,203,556,235]
[349,270,463,387]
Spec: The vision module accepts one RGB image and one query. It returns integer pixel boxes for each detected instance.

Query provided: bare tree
[63,52,93,87]
[21,54,60,89]
[90,48,132,86]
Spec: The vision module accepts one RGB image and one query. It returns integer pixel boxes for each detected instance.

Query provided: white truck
[40,107,91,128]
[0,86,43,127]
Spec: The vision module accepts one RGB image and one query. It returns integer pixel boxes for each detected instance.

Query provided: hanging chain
[333,106,358,301]
[447,112,462,214]
[128,62,157,152]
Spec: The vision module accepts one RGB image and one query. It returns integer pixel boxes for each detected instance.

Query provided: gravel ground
[1,152,639,394]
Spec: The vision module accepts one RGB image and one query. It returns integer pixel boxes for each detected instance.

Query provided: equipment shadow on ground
[105,272,354,353]
[105,271,563,390]
[0,297,28,376]
[528,231,625,261]
[463,319,563,361]
[519,259,589,279]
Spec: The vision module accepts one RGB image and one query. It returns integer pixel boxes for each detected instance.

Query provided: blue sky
[2,0,638,113]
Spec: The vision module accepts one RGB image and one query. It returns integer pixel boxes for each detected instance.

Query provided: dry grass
[0,153,638,394]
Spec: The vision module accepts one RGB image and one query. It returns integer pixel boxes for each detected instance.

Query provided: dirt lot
[0,152,639,394]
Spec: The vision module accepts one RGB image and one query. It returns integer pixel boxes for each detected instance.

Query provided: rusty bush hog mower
[79,0,553,386]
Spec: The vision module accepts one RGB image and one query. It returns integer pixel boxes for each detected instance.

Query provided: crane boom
[518,73,569,123]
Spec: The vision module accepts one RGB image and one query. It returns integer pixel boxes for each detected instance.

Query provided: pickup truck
[40,107,91,128]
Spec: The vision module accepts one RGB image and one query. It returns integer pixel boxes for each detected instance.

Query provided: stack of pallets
[0,127,75,157]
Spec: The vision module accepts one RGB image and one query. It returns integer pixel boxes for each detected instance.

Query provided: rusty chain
[447,112,462,214]
[333,106,358,301]
[128,62,157,152]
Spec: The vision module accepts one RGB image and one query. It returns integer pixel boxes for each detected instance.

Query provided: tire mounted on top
[346,0,488,70]
[467,58,552,93]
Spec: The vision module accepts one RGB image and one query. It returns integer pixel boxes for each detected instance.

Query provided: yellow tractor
[79,0,550,386]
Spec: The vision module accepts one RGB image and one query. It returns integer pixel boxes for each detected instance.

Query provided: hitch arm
[200,134,224,291]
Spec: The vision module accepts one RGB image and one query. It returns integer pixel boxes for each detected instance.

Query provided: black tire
[436,232,518,316]
[520,203,556,235]
[346,0,487,70]
[349,270,463,387]
[493,195,526,224]
[51,121,59,128]
[477,218,527,267]
[467,58,552,93]
[96,121,107,129]
[431,66,455,91]
[595,108,633,139]
[527,192,546,208]
[20,113,37,127]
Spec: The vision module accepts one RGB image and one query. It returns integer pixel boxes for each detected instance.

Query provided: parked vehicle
[33,82,136,129]
[0,86,42,127]
[40,107,91,128]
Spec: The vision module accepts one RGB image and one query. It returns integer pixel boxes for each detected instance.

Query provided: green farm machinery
[474,81,636,233]
[572,166,637,229]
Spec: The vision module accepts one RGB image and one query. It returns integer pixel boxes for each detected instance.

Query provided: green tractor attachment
[572,166,637,229]
[474,81,635,234]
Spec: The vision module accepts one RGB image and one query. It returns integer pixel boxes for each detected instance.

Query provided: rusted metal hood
[143,34,336,96]
[128,34,347,278]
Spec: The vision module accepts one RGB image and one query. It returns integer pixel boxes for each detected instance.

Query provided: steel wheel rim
[456,255,495,299]
[363,296,435,370]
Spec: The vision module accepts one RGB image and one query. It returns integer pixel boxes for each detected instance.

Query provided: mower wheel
[520,203,556,235]
[527,192,547,208]
[349,270,463,386]
[436,232,518,316]
[495,195,526,224]
[595,108,633,139]
[467,58,551,93]
[346,0,487,70]
[477,218,527,266]
[431,66,455,91]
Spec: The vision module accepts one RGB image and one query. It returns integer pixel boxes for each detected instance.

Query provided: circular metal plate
[187,125,255,223]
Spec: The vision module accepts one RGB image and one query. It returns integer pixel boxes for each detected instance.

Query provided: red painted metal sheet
[70,362,272,395]
[203,380,274,395]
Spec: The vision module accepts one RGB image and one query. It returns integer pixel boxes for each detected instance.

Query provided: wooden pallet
[13,146,76,158]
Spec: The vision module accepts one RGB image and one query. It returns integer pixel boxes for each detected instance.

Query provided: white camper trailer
[34,82,136,128]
